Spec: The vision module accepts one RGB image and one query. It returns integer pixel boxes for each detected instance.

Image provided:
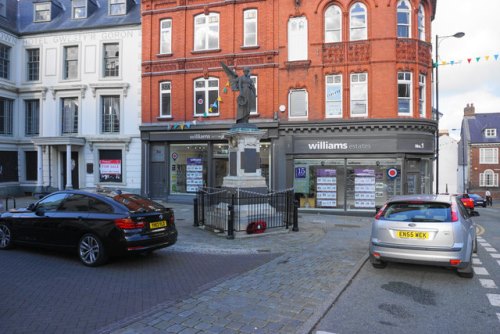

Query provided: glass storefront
[294,158,402,211]
[169,144,208,194]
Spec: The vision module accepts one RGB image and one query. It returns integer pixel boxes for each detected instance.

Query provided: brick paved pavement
[3,197,371,334]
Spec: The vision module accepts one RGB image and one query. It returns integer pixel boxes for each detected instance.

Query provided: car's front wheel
[78,234,108,267]
[0,223,13,250]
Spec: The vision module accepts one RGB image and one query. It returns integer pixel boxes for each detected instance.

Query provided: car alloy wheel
[0,224,12,249]
[78,234,107,266]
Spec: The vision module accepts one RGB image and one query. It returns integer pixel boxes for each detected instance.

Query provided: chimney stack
[464,103,475,117]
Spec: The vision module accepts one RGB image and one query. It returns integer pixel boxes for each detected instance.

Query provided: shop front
[141,123,276,202]
[273,120,436,213]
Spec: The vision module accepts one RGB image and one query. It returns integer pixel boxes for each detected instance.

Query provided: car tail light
[450,201,459,222]
[374,204,387,220]
[372,252,381,259]
[115,218,145,230]
[449,259,461,266]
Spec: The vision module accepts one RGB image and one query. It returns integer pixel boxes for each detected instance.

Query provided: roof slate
[466,113,500,144]
[0,0,140,36]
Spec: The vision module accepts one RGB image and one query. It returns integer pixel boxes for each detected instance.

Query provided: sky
[432,0,500,138]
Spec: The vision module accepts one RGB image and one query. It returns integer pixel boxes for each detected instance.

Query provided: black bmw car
[0,189,177,266]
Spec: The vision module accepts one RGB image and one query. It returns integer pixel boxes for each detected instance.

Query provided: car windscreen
[379,202,451,222]
[111,194,165,213]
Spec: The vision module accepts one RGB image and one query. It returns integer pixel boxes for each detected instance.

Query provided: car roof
[387,194,453,203]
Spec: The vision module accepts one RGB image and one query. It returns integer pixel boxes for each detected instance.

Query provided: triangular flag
[185,122,191,129]
[217,96,222,102]
[476,57,480,62]
[180,124,185,130]
[173,123,178,129]
[441,60,447,66]
[223,87,228,93]
[450,60,455,65]
[208,107,212,112]
[485,56,490,61]
[225,81,230,87]
[467,58,472,63]
[494,54,499,61]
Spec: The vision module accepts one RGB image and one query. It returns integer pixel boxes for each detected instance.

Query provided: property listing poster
[354,169,375,208]
[186,158,203,192]
[316,169,337,208]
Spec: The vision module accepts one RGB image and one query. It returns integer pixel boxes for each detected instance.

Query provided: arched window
[418,4,425,41]
[397,0,411,38]
[480,169,499,187]
[325,5,342,43]
[194,13,219,51]
[350,3,367,41]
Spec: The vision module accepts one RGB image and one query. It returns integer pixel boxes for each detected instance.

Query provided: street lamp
[435,32,465,194]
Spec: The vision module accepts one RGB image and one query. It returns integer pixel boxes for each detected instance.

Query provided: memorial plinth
[222,123,267,193]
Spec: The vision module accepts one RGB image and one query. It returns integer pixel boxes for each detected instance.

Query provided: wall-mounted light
[279,105,286,113]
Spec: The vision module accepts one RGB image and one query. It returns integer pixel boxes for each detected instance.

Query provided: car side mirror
[35,207,46,216]
[27,203,35,211]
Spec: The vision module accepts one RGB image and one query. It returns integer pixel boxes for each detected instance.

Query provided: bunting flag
[435,53,500,67]
[164,122,194,131]
[217,96,222,102]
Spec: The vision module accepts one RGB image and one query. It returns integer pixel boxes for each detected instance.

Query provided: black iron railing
[194,187,298,238]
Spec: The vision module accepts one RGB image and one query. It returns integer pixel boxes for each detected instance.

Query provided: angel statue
[221,62,256,124]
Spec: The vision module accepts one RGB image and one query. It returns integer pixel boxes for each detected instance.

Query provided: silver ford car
[369,194,477,278]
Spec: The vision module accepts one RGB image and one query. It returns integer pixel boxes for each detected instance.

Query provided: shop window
[294,159,345,209]
[326,74,342,118]
[170,144,208,194]
[398,71,412,115]
[397,0,411,38]
[325,5,342,43]
[349,3,367,41]
[288,16,308,61]
[99,149,122,183]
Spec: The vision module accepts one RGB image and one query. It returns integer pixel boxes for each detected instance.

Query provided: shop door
[150,162,167,198]
[406,173,420,195]
[62,152,79,189]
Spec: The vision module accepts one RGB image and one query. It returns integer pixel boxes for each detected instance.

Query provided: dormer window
[485,128,497,138]
[109,0,126,16]
[34,2,51,22]
[72,0,87,19]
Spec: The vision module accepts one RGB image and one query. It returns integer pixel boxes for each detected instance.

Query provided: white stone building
[0,0,142,196]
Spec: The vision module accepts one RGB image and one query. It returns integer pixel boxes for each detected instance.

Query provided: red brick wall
[141,0,435,123]
[469,145,500,200]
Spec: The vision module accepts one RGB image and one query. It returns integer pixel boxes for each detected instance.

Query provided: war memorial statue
[221,62,256,124]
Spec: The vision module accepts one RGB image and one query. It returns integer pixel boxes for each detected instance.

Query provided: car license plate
[150,220,167,229]
[397,231,429,239]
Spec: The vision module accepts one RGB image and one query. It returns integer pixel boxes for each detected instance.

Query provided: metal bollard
[292,199,299,232]
[193,197,199,227]
[227,194,235,239]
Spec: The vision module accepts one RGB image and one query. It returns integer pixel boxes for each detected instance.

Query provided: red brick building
[140,0,438,213]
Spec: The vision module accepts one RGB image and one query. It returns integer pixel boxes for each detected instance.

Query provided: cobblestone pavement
[103,202,372,334]
[3,197,371,334]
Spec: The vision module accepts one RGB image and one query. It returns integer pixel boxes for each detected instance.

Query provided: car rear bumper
[370,242,469,268]
[111,230,178,255]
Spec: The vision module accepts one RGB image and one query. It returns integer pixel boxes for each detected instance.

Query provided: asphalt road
[314,206,500,334]
[0,247,277,334]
